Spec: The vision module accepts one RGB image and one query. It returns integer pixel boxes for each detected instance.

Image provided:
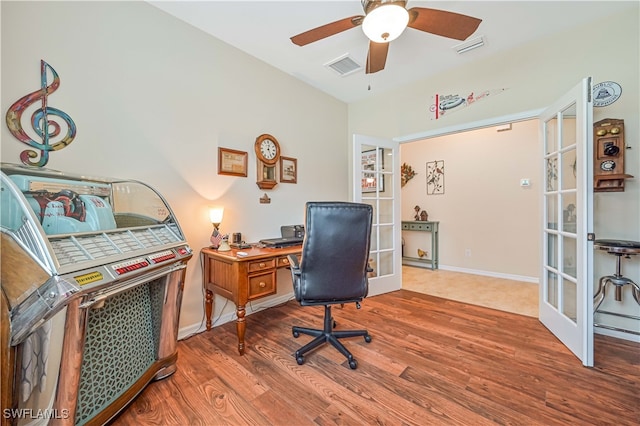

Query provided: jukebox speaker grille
[75,279,165,425]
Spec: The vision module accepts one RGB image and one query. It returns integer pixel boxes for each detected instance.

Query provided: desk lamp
[209,207,231,251]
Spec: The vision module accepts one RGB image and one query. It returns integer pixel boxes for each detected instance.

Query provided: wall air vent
[453,35,485,54]
[324,54,362,76]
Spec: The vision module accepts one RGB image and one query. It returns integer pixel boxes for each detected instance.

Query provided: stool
[593,239,640,335]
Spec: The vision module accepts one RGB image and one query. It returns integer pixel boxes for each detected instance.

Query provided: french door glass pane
[379,251,393,276]
[562,192,577,233]
[379,198,393,224]
[546,158,558,191]
[547,233,558,269]
[561,149,577,190]
[562,277,577,322]
[563,235,577,278]
[379,225,393,250]
[547,270,559,309]
[546,194,558,230]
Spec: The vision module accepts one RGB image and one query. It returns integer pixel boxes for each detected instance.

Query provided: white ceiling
[149,1,635,103]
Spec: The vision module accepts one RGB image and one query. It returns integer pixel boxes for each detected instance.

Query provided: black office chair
[287,202,373,369]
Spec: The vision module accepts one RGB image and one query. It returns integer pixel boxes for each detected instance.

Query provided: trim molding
[439,264,539,284]
[178,293,294,340]
[394,108,544,143]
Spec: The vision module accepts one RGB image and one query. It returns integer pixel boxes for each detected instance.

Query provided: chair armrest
[287,254,300,275]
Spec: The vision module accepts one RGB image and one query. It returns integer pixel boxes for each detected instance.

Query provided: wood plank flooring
[111,290,639,425]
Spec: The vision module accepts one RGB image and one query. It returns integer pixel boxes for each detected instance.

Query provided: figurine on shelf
[414,205,428,221]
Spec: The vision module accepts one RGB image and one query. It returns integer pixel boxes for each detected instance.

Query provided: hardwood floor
[111,290,639,425]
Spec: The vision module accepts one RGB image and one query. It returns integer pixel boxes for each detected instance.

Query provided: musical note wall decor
[5,60,77,167]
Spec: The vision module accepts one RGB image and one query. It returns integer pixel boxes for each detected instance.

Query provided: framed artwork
[361,148,384,192]
[218,147,248,177]
[280,156,297,183]
[426,160,445,195]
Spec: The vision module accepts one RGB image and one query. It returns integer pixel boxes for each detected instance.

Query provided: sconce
[209,207,231,251]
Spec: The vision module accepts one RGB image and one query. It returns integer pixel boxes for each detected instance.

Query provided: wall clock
[255,134,281,189]
[255,134,280,165]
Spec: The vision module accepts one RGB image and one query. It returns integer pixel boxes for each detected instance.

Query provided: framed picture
[280,156,297,184]
[361,148,384,192]
[218,147,248,177]
[426,160,445,195]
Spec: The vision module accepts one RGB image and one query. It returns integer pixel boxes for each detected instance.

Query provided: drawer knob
[259,282,266,288]
[282,259,289,264]
[259,262,266,268]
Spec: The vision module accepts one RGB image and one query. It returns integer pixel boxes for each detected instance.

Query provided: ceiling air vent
[324,54,362,76]
[453,35,485,54]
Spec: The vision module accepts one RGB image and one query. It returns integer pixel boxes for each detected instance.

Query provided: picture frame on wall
[280,156,297,183]
[361,148,384,192]
[426,160,445,195]
[218,147,248,177]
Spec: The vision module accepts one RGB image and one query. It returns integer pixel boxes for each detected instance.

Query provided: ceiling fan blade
[366,41,389,74]
[407,7,482,41]
[291,16,364,46]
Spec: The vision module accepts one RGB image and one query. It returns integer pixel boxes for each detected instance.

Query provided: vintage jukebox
[0,163,192,425]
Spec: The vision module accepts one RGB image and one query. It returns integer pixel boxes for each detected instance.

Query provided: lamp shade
[209,207,224,225]
[362,4,409,43]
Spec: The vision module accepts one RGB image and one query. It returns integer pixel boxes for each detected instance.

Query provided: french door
[539,78,594,366]
[352,134,401,296]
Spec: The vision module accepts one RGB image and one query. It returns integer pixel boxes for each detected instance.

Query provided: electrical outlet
[465,249,471,257]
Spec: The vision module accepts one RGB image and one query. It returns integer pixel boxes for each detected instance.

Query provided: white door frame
[352,134,402,296]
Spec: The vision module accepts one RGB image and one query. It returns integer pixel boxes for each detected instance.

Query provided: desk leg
[236,304,246,355]
[205,289,213,331]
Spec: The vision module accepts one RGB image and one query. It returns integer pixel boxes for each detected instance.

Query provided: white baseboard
[438,264,539,284]
[178,293,295,340]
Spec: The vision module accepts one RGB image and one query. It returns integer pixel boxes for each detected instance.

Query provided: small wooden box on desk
[201,245,302,355]
[402,221,439,270]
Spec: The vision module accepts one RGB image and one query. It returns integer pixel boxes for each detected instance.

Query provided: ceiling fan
[290,0,482,74]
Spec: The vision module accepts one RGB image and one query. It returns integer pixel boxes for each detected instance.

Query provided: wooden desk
[201,245,302,355]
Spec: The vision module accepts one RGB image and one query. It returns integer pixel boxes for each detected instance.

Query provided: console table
[201,245,302,355]
[401,221,439,269]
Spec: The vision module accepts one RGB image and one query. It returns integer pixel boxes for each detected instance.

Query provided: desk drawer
[248,271,276,300]
[248,258,276,273]
[277,255,295,268]
[403,222,432,231]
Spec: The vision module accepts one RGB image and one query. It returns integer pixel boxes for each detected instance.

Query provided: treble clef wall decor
[5,60,77,167]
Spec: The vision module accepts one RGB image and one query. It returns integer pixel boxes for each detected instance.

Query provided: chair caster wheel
[348,359,358,369]
[364,335,372,343]
[293,330,299,338]
[296,355,305,365]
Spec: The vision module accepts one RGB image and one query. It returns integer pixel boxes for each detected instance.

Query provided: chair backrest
[296,202,373,305]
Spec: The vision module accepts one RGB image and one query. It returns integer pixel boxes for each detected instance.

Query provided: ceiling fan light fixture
[362,4,409,43]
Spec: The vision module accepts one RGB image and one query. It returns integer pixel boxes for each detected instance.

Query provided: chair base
[292,305,371,369]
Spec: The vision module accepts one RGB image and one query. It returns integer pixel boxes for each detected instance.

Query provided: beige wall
[1,1,348,335]
[349,5,639,336]
[401,120,540,280]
